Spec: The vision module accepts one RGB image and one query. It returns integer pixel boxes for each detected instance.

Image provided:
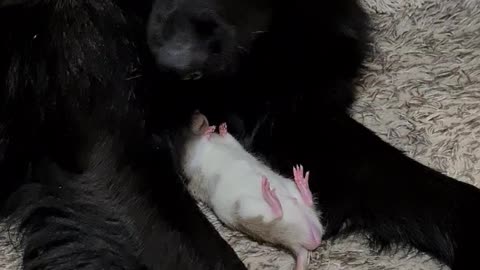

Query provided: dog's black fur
[0,1,246,270]
[1,0,480,269]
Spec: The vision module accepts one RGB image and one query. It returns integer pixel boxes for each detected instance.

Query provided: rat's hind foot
[261,176,283,219]
[204,125,216,139]
[293,165,313,207]
[219,122,228,136]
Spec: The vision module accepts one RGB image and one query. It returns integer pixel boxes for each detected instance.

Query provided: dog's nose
[148,10,227,78]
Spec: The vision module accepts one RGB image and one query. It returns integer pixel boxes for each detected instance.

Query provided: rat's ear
[0,0,37,8]
[191,112,209,135]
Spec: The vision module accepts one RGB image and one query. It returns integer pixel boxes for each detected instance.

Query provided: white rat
[179,112,324,270]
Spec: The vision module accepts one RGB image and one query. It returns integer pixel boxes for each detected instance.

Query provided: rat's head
[190,111,209,135]
[147,0,272,79]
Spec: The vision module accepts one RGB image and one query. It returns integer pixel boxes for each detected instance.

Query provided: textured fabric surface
[0,225,21,270]
[1,0,479,269]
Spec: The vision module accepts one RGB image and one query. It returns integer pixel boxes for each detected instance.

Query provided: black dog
[0,1,245,269]
[1,0,479,270]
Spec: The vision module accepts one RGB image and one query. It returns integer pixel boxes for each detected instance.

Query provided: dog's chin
[182,71,204,80]
[180,55,240,80]
[150,38,244,80]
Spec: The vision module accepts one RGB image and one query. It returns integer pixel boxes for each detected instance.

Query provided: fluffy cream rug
[1,0,479,269]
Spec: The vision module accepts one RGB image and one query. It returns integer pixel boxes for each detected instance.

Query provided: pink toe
[261,176,283,218]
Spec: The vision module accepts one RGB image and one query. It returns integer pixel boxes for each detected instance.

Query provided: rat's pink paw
[203,125,216,139]
[293,165,313,207]
[261,176,283,219]
[219,122,228,136]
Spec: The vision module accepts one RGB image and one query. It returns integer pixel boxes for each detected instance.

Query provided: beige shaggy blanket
[1,0,479,269]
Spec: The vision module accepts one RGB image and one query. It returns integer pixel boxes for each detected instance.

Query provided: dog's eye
[209,39,222,54]
[191,17,219,39]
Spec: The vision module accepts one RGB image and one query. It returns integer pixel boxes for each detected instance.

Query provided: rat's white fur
[181,118,324,270]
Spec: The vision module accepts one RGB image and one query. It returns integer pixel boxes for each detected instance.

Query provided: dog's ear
[0,0,37,8]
